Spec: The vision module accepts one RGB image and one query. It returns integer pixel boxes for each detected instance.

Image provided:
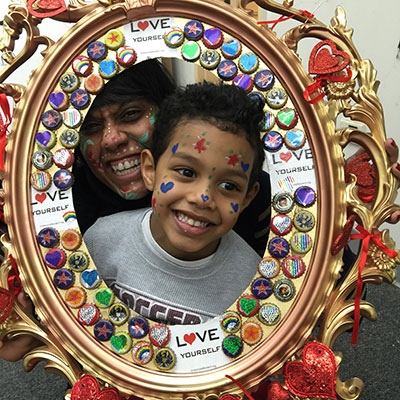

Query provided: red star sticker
[243,325,259,341]
[254,281,270,296]
[72,91,87,105]
[54,172,71,185]
[66,291,83,304]
[193,138,207,153]
[226,153,239,167]
[55,271,71,286]
[96,322,112,339]
[43,113,57,126]
[39,231,56,245]
[270,240,287,256]
[186,22,201,34]
[256,72,272,87]
[89,44,103,57]
[265,133,280,146]
[108,33,119,43]
[219,62,235,76]
[131,321,145,335]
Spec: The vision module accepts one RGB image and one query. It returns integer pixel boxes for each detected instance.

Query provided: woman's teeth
[111,159,140,175]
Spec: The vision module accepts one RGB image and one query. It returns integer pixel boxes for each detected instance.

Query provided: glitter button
[258,303,281,325]
[44,248,66,269]
[217,60,238,80]
[38,227,59,248]
[132,341,153,365]
[271,214,293,236]
[282,256,306,278]
[203,27,223,48]
[72,55,93,77]
[94,288,115,308]
[200,50,220,70]
[61,229,82,251]
[78,303,100,326]
[32,150,53,170]
[53,169,73,190]
[149,324,170,347]
[268,237,290,258]
[222,335,243,358]
[262,131,283,152]
[254,70,274,91]
[258,256,280,278]
[220,311,241,333]
[184,20,204,40]
[266,87,288,109]
[31,171,52,191]
[237,294,259,317]
[294,186,316,207]
[128,316,149,339]
[221,38,242,59]
[53,269,74,289]
[110,333,132,354]
[163,28,184,48]
[251,277,273,300]
[53,148,74,169]
[80,269,101,290]
[65,286,86,308]
[154,348,175,370]
[240,321,263,346]
[94,320,114,341]
[109,303,129,326]
[273,279,296,302]
[290,232,313,254]
[68,251,89,272]
[293,210,315,232]
[60,129,80,148]
[272,192,294,213]
[60,73,80,92]
[87,41,107,60]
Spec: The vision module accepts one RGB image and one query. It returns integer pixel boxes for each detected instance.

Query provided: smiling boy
[84,82,265,324]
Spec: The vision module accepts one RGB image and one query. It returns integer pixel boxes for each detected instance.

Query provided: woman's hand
[0,290,40,362]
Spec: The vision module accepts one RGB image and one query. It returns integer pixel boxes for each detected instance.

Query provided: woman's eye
[120,108,142,121]
[219,182,238,191]
[177,168,195,178]
[80,121,103,135]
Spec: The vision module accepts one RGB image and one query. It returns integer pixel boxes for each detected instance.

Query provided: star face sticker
[193,137,208,153]
[226,153,240,167]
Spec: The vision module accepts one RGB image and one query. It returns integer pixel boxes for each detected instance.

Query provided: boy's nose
[187,185,216,209]
[102,122,128,151]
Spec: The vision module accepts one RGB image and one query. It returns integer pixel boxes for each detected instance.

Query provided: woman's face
[79,99,156,200]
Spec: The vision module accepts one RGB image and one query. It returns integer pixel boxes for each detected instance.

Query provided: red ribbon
[258,10,314,30]
[0,93,12,171]
[303,67,352,104]
[349,225,398,345]
[225,375,255,400]
[8,254,22,296]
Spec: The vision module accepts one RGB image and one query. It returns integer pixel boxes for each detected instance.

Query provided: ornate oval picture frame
[0,1,399,399]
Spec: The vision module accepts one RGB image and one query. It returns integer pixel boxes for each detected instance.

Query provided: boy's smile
[141,120,259,261]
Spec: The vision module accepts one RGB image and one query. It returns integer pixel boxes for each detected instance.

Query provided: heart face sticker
[284,341,337,399]
[160,181,174,193]
[309,39,350,75]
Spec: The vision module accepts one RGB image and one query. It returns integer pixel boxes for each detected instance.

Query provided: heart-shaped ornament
[330,215,356,255]
[309,40,350,75]
[284,341,337,399]
[266,381,290,400]
[70,375,120,400]
[28,0,67,18]
[0,287,15,324]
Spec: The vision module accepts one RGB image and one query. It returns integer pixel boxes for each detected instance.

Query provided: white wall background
[1,0,399,246]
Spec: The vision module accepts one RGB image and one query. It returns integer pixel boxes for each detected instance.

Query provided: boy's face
[141,120,259,261]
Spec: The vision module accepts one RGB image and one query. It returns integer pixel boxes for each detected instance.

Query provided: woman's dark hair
[151,81,265,188]
[89,59,176,110]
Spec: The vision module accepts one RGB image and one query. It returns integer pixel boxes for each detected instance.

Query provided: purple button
[294,186,316,207]
[233,74,253,93]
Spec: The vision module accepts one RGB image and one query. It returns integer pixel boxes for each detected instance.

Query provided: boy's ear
[240,182,260,213]
[140,149,156,191]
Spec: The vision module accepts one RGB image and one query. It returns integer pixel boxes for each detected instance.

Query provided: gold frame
[0,0,399,399]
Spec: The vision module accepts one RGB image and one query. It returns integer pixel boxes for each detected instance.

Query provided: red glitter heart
[267,381,290,400]
[330,215,356,256]
[345,153,377,202]
[309,40,350,75]
[27,0,66,18]
[284,341,337,399]
[71,375,120,400]
[0,287,15,324]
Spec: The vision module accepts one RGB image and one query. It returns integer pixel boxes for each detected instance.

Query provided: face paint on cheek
[128,131,150,149]
[82,139,103,172]
[160,181,174,193]
[226,151,240,167]
[148,108,156,126]
[116,187,139,200]
[230,202,239,214]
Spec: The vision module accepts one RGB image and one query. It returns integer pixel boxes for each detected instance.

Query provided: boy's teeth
[111,159,140,175]
[177,212,209,228]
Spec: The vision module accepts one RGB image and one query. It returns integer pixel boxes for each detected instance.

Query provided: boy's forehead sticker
[192,132,210,154]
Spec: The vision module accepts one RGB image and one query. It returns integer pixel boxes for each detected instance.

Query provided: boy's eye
[219,182,239,191]
[176,168,195,178]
